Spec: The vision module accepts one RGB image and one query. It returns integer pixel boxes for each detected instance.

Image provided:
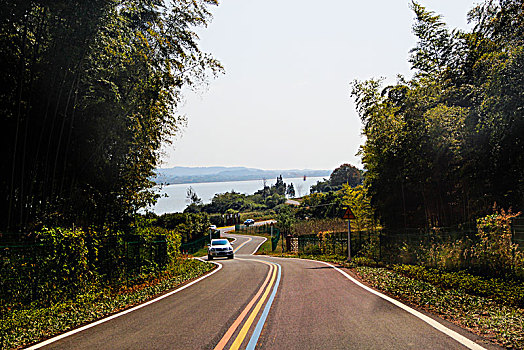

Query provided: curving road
[30,234,500,350]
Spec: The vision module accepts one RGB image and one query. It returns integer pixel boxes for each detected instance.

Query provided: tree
[1,0,222,230]
[329,164,363,188]
[310,179,331,193]
[297,191,345,220]
[340,184,375,231]
[351,0,524,230]
[276,205,295,234]
[186,187,202,205]
[274,175,286,195]
[409,1,453,77]
[286,183,296,198]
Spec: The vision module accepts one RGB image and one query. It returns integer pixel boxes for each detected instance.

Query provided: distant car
[207,239,234,260]
[244,219,255,226]
[209,225,217,230]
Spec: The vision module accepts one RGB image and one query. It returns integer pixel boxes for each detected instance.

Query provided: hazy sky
[160,0,478,170]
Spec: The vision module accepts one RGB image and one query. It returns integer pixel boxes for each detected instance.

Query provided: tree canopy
[352,0,524,230]
[311,163,362,193]
[1,0,222,231]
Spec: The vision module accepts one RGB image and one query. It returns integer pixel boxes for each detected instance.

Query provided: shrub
[353,256,381,267]
[303,243,321,255]
[393,264,524,307]
[418,239,471,271]
[36,227,92,304]
[469,208,522,277]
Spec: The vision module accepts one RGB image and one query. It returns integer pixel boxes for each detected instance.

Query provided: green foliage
[1,220,194,312]
[35,227,92,305]
[329,163,363,188]
[357,266,524,349]
[166,230,182,268]
[416,238,471,271]
[352,256,381,267]
[340,185,375,231]
[1,0,222,231]
[276,205,296,234]
[310,163,362,193]
[296,191,345,219]
[352,1,524,230]
[470,209,523,277]
[274,175,286,195]
[409,1,452,77]
[310,179,332,193]
[152,212,210,243]
[186,187,202,206]
[286,183,296,198]
[393,264,524,308]
[185,179,290,215]
[297,185,376,235]
[1,259,213,350]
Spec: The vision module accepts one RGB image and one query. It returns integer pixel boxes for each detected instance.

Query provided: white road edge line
[25,260,223,350]
[251,237,267,255]
[226,233,266,255]
[313,260,486,350]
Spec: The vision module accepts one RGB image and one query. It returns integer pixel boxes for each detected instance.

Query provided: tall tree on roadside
[351,0,524,230]
[1,0,222,230]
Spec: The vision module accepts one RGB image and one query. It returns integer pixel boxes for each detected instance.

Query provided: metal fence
[0,233,172,307]
[513,217,524,249]
[295,230,375,257]
[0,229,220,308]
[292,220,524,263]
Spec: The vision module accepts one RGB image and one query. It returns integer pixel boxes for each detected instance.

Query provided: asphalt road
[31,234,499,350]
[217,220,276,234]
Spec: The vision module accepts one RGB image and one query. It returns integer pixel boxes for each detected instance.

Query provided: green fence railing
[513,216,524,250]
[271,229,280,251]
[1,228,221,308]
[0,233,170,307]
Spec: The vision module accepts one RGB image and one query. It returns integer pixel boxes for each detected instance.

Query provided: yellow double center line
[233,237,252,253]
[214,260,279,350]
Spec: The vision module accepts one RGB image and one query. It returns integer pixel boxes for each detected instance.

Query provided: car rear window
[213,239,228,245]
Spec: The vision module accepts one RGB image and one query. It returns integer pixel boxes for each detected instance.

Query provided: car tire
[208,255,213,260]
[228,255,234,259]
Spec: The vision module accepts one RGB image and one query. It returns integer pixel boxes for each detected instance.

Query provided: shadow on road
[305,266,343,270]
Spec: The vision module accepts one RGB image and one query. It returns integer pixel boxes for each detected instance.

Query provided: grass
[253,233,274,255]
[1,259,215,349]
[355,266,524,349]
[191,246,209,257]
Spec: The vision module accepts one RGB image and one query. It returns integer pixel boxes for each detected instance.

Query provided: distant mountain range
[153,166,331,185]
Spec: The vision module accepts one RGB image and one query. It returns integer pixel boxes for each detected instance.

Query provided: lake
[148,176,326,214]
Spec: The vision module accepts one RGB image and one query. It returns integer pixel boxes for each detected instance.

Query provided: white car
[207,239,234,260]
[209,225,217,230]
